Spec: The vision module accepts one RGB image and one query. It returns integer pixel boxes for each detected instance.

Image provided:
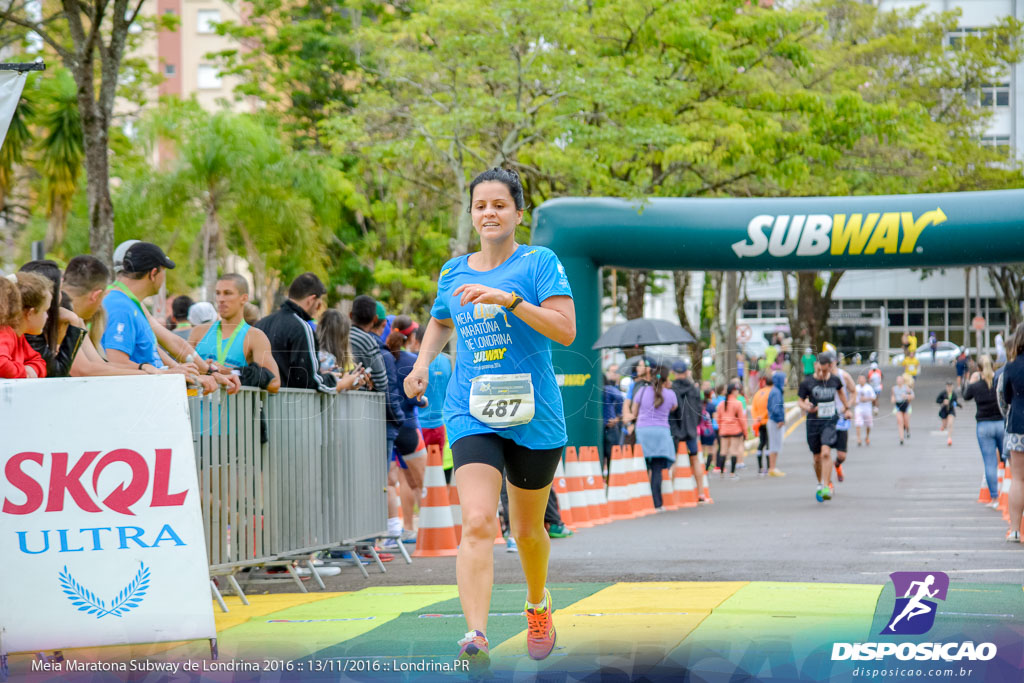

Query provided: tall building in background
[137,0,246,111]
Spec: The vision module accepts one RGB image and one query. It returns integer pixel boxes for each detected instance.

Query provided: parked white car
[890,341,960,366]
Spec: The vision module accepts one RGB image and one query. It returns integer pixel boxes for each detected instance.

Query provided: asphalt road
[284,364,1022,592]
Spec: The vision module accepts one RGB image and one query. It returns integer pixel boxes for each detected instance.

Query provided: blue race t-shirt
[430,244,573,449]
[101,289,164,368]
[419,353,452,429]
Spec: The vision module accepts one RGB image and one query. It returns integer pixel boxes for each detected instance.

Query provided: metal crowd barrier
[187,387,388,603]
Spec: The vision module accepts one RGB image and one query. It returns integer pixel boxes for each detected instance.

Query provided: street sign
[972,316,985,331]
[736,324,752,343]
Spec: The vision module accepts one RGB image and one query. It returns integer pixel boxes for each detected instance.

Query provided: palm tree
[36,69,84,253]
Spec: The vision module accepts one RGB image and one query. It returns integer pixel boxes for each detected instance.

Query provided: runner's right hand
[404,365,429,399]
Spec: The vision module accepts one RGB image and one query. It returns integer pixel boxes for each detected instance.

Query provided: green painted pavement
[305,582,612,661]
[210,586,459,661]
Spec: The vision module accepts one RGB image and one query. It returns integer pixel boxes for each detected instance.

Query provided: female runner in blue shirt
[404,168,575,671]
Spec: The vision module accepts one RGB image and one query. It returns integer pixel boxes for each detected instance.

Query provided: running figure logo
[881,571,949,635]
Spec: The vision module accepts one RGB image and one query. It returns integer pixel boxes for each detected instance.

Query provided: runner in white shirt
[854,374,877,446]
[867,362,883,415]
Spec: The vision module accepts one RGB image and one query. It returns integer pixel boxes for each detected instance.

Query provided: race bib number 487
[469,373,535,428]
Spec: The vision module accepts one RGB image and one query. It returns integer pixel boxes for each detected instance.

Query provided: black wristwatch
[506,292,524,311]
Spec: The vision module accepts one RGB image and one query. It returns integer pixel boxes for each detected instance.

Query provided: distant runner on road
[892,375,915,445]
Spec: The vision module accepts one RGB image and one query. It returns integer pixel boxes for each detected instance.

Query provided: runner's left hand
[452,283,511,308]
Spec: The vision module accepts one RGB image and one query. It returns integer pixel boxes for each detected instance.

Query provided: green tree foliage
[115,101,333,307]
[330,0,582,257]
[211,0,373,148]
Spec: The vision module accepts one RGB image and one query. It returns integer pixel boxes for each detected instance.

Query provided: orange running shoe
[835,463,845,482]
[525,588,557,660]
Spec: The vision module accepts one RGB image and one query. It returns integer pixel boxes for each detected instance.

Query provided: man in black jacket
[255,272,337,393]
[669,361,706,498]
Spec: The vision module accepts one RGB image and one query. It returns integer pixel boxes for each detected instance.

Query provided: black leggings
[756,424,769,469]
[648,457,672,508]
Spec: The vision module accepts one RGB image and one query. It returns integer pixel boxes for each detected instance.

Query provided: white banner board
[0,70,27,151]
[0,376,215,654]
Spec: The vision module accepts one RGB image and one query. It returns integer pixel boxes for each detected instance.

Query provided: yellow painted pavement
[491,581,747,664]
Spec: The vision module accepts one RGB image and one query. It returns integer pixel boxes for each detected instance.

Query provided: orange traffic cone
[631,443,655,517]
[413,445,459,557]
[660,469,678,511]
[565,447,593,528]
[552,458,575,529]
[583,446,609,524]
[449,482,462,543]
[674,463,699,508]
[978,475,992,504]
[608,445,635,521]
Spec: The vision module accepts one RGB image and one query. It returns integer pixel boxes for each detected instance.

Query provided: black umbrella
[617,352,685,378]
[592,318,696,350]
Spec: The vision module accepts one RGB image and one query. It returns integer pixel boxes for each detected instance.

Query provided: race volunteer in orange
[404,167,574,671]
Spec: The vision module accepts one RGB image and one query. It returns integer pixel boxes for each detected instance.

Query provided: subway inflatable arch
[530,189,1024,449]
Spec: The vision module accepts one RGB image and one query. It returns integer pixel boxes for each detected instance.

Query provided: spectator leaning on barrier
[189,273,281,393]
[255,272,336,393]
[62,255,146,378]
[317,308,368,391]
[102,242,222,394]
[0,272,50,379]
[19,260,84,378]
[349,294,402,423]
[108,240,234,393]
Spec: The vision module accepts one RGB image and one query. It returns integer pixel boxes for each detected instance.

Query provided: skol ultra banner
[0,375,214,654]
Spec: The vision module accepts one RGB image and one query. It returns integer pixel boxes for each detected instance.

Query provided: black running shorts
[806,419,838,454]
[451,432,563,490]
[834,428,849,452]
